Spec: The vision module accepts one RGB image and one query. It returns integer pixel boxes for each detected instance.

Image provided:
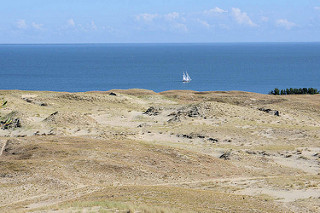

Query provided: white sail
[182,71,191,82]
[186,72,191,81]
[183,72,187,81]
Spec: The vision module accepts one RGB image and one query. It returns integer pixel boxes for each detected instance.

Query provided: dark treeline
[269,88,319,95]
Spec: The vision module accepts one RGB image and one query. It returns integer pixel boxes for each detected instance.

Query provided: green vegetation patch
[43,200,180,213]
[270,88,319,95]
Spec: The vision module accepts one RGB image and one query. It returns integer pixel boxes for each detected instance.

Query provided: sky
[1,0,320,43]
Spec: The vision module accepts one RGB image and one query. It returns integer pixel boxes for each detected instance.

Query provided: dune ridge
[0,89,319,212]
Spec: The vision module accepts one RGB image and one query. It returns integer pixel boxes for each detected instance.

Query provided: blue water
[0,43,319,94]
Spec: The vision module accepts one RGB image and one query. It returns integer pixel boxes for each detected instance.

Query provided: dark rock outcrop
[258,108,280,116]
[208,138,218,143]
[167,115,181,123]
[22,98,48,106]
[43,111,59,122]
[176,133,207,140]
[220,151,231,160]
[144,107,162,116]
[177,134,193,139]
[167,105,205,123]
[187,106,201,117]
[137,123,150,128]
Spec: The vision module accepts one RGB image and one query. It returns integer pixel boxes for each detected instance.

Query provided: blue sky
[1,0,320,43]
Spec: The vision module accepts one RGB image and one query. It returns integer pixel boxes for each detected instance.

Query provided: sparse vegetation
[1,99,7,108]
[269,87,319,95]
[49,200,180,213]
[0,111,21,129]
[0,89,319,212]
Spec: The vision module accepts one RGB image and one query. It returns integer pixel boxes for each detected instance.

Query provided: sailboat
[182,71,192,83]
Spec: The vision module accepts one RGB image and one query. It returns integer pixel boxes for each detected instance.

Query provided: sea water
[0,43,319,93]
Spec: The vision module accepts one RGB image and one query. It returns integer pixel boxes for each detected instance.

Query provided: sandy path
[0,140,7,156]
[0,174,299,211]
[238,187,320,202]
[0,185,94,210]
[150,175,292,187]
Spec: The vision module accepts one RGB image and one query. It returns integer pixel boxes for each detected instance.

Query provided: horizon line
[1,41,320,45]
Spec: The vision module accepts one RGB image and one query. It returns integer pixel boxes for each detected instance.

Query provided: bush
[269,88,319,95]
[1,100,7,109]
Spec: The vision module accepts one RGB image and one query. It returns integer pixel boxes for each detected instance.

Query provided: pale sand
[0,89,319,212]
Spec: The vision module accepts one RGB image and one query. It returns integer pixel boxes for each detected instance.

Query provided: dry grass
[0,89,319,212]
[47,185,286,213]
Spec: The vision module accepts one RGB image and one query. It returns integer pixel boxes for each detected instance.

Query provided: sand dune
[0,89,319,212]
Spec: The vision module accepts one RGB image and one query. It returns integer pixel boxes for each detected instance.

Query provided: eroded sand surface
[0,89,319,212]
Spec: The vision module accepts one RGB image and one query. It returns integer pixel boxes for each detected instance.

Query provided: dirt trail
[151,174,292,187]
[0,174,297,211]
[0,185,93,210]
[0,140,7,156]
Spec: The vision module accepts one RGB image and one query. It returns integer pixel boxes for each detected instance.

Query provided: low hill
[0,90,319,212]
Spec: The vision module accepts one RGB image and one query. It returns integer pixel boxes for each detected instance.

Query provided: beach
[0,89,319,212]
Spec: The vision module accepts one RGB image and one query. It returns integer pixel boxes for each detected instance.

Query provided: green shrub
[1,100,7,109]
[269,88,319,95]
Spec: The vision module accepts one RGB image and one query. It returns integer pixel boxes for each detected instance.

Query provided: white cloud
[276,19,296,29]
[67,19,75,27]
[136,13,159,22]
[63,19,99,32]
[164,12,180,21]
[16,20,44,30]
[16,19,27,29]
[231,8,258,27]
[31,22,43,30]
[135,12,187,33]
[197,19,211,29]
[314,6,320,10]
[204,7,228,15]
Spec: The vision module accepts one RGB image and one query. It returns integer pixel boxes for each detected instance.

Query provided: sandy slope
[0,89,319,212]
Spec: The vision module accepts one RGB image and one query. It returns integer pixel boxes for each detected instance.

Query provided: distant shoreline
[0,89,260,93]
[1,89,319,96]
[1,42,320,46]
